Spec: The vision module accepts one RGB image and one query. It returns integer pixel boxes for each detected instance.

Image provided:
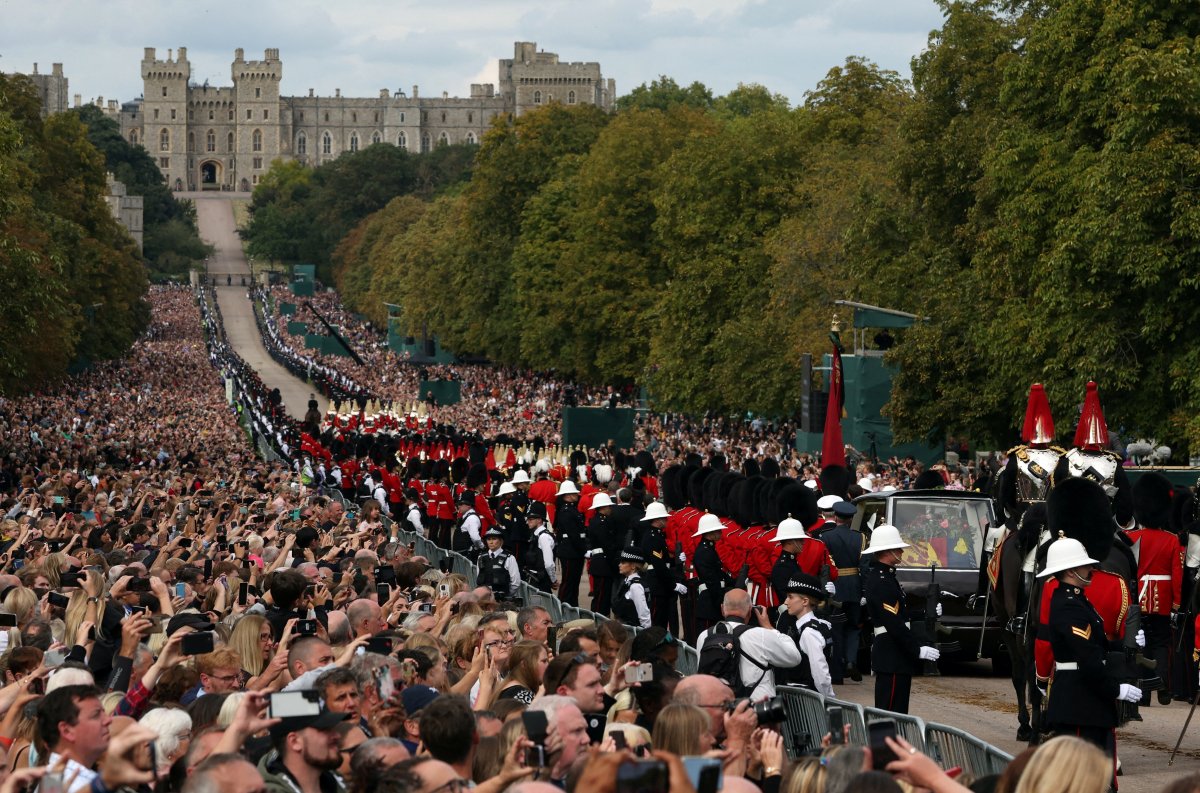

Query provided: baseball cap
[166,612,214,637]
[401,685,440,716]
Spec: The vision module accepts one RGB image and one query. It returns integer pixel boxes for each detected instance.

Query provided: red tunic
[1127,527,1183,615]
[528,480,558,525]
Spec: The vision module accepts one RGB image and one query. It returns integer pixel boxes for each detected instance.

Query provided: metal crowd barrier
[776,687,1011,779]
[865,706,926,752]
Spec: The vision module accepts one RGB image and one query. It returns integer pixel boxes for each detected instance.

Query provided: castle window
[547,94,553,103]
[206,130,215,152]
[229,109,234,121]
[159,157,169,168]
[188,110,193,120]
[422,111,427,123]
[374,112,379,123]
[297,132,307,155]
[160,129,170,151]
[299,111,304,121]
[324,112,329,122]
[255,87,261,98]
[398,132,407,150]
[246,109,252,120]
[468,112,473,123]
[352,112,357,123]
[209,110,214,120]
[323,132,332,154]
[349,132,359,152]
[252,129,262,152]
[441,112,446,123]
[568,90,576,104]
[171,109,177,120]
[228,131,234,151]
[421,133,430,153]
[253,157,263,169]
[162,86,167,97]
[438,132,448,147]
[264,109,269,120]
[154,109,159,120]
[372,132,381,145]
[130,130,139,145]
[188,131,195,152]
[400,112,405,123]
[466,132,476,145]
[533,91,542,104]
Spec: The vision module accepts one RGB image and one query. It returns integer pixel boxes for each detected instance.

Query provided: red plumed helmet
[1074,381,1109,450]
[1022,383,1055,445]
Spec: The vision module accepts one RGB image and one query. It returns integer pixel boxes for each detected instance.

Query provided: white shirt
[461,511,483,547]
[622,573,651,628]
[695,619,803,702]
[407,504,425,536]
[44,753,96,793]
[795,611,835,697]
[535,527,557,584]
[486,548,522,597]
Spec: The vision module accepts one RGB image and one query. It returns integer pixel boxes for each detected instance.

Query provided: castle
[115,43,615,192]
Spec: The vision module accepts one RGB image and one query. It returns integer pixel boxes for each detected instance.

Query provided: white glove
[1117,683,1142,703]
[1036,681,1048,698]
[860,596,867,606]
[936,603,943,617]
[918,646,940,662]
[825,581,836,595]
[678,552,687,564]
[675,583,688,596]
[584,550,593,559]
[1135,629,1146,648]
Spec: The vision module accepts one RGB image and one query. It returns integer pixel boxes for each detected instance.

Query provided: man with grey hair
[694,588,801,702]
[325,610,351,646]
[526,695,590,788]
[182,752,265,793]
[351,652,403,722]
[347,599,385,639]
[349,737,410,791]
[401,610,437,633]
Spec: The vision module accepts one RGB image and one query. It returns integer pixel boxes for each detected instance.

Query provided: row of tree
[247,0,1200,454]
[0,74,151,393]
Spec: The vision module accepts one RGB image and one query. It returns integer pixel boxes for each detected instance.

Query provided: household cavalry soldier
[693,513,732,635]
[554,480,587,607]
[613,547,653,629]
[478,526,521,601]
[586,493,620,617]
[862,525,940,714]
[1039,532,1141,783]
[640,501,686,632]
[1126,472,1182,707]
[823,500,866,684]
[770,516,837,607]
[452,491,484,560]
[524,501,557,593]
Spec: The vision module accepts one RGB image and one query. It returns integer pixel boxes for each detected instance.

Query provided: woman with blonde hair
[1014,736,1109,793]
[2,589,37,630]
[493,640,548,705]
[651,703,715,756]
[227,615,274,678]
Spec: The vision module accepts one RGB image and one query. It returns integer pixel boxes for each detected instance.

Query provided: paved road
[190,193,326,421]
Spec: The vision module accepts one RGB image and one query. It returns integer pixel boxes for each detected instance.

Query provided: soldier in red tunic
[1127,472,1183,705]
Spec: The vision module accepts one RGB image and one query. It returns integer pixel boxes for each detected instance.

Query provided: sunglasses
[547,652,590,692]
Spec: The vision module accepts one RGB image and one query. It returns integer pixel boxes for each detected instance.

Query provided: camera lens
[753,696,787,724]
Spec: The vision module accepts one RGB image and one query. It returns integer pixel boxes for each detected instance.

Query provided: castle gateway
[118,43,614,192]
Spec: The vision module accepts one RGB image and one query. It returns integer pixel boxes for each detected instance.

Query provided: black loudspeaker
[424,337,436,356]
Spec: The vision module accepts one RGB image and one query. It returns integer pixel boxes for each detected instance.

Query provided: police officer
[452,492,484,560]
[779,573,835,696]
[524,501,557,593]
[694,513,732,634]
[1039,534,1141,769]
[824,500,865,683]
[478,526,521,601]
[554,480,587,606]
[612,547,652,629]
[640,501,686,632]
[586,493,619,617]
[862,524,939,714]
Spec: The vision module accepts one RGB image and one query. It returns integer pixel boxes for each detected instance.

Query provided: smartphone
[238,581,249,606]
[366,636,394,655]
[611,730,628,750]
[616,759,668,793]
[377,583,391,604]
[52,496,64,506]
[868,719,898,770]
[682,757,723,793]
[547,625,557,653]
[418,602,434,614]
[60,571,82,588]
[291,508,301,521]
[43,650,66,669]
[204,558,213,579]
[178,538,193,549]
[41,772,65,793]
[48,591,70,608]
[624,664,653,684]
[128,578,151,593]
[180,631,215,656]
[376,666,395,701]
[129,605,148,616]
[585,713,607,745]
[827,706,845,745]
[438,582,450,597]
[0,613,16,628]
[269,690,322,719]
[522,710,548,768]
[175,582,187,599]
[294,619,319,637]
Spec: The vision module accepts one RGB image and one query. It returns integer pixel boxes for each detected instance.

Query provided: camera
[726,696,786,724]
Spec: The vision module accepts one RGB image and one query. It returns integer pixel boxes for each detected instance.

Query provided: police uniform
[824,501,866,683]
[478,527,521,600]
[452,493,484,559]
[524,502,557,592]
[694,514,732,634]
[612,548,652,629]
[777,574,835,697]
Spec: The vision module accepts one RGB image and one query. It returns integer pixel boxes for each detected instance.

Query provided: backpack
[697,622,770,697]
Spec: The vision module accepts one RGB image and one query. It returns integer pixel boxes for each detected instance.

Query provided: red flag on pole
[822,343,846,467]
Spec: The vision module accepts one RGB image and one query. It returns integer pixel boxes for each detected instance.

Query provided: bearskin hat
[758,475,783,521]
[1170,487,1196,535]
[729,479,751,526]
[661,465,685,510]
[709,453,728,472]
[1133,472,1174,529]
[570,449,588,469]
[684,452,703,467]
[716,472,744,519]
[432,459,450,481]
[469,443,487,465]
[702,470,725,514]
[688,467,715,508]
[450,457,470,484]
[819,465,851,500]
[1047,476,1115,561]
[760,456,780,479]
[914,469,946,490]
[466,463,489,490]
[614,451,629,472]
[742,476,767,526]
[742,458,761,478]
[770,481,819,530]
[635,450,657,477]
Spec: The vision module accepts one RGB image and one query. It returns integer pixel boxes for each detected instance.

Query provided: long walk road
[186,192,327,421]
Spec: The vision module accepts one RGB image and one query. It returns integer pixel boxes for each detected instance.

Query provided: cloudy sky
[2,0,946,107]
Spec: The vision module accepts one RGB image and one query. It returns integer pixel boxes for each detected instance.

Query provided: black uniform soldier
[862,524,940,714]
[510,470,533,557]
[478,526,521,601]
[586,492,619,617]
[1040,534,1142,770]
[554,480,587,606]
[694,513,732,634]
[640,501,685,632]
[824,500,866,683]
[495,481,521,555]
[612,547,652,629]
[524,501,557,592]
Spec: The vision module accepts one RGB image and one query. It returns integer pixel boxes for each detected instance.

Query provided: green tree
[617,76,715,112]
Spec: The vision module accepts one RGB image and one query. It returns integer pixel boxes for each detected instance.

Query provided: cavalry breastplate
[1063,448,1120,496]
[1014,446,1062,503]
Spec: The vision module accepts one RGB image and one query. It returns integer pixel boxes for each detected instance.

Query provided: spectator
[525,696,590,789]
[138,707,194,778]
[492,640,548,706]
[543,652,606,714]
[695,588,802,702]
[259,697,349,793]
[516,607,553,646]
[1013,736,1110,793]
[182,648,244,705]
[651,703,714,756]
[182,753,265,793]
[36,684,112,792]
[418,694,476,781]
[349,737,411,793]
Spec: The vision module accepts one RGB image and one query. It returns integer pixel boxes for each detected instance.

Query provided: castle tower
[232,48,282,191]
[141,47,191,190]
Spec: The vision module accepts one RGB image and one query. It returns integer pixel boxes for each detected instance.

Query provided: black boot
[847,664,862,682]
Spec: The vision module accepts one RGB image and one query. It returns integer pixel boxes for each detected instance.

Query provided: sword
[976,586,991,660]
[1169,688,1200,765]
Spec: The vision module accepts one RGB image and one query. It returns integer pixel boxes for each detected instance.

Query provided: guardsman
[813,495,842,538]
[824,500,866,683]
[862,524,940,714]
[612,547,652,629]
[586,493,619,617]
[1040,534,1141,780]
[640,501,685,632]
[524,502,557,593]
[554,480,587,606]
[478,526,520,601]
[693,513,732,635]
[1127,472,1183,706]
